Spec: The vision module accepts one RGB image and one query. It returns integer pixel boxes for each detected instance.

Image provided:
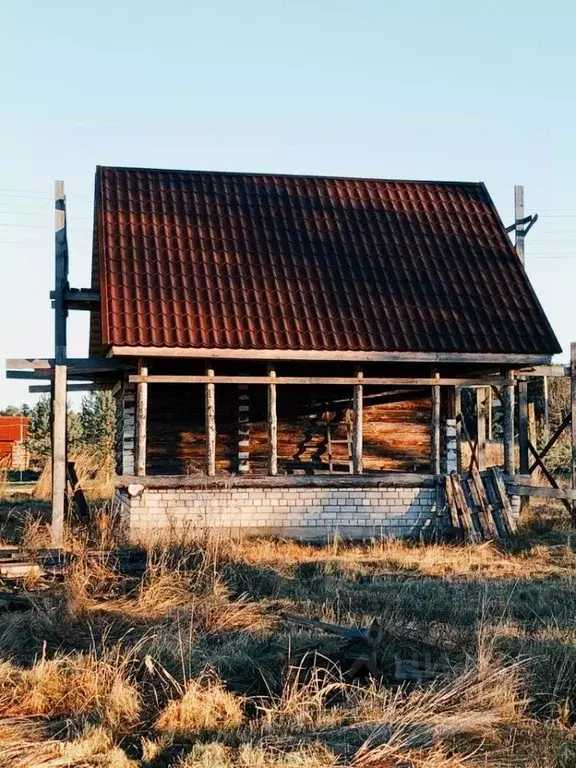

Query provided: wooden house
[7,167,567,544]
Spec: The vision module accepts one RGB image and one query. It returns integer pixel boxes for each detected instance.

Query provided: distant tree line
[0,391,115,468]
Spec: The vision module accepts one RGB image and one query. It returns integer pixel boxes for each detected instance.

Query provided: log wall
[145,384,431,475]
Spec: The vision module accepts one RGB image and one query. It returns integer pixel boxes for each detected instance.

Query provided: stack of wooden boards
[442,467,517,541]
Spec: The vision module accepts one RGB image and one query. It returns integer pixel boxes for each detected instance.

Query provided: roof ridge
[96,165,483,188]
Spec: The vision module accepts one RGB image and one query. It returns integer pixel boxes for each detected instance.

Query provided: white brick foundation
[115,479,438,543]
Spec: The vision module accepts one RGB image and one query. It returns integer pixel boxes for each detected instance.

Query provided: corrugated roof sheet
[92,166,560,356]
[0,417,28,442]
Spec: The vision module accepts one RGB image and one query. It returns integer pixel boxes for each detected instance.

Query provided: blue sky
[1,0,575,408]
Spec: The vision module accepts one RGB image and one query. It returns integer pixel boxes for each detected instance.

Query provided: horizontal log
[507,484,576,501]
[7,358,133,372]
[117,472,439,490]
[111,346,552,365]
[130,375,510,386]
[28,383,113,393]
[516,365,570,377]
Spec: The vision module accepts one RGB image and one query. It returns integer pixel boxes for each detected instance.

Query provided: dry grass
[34,448,115,502]
[1,509,576,766]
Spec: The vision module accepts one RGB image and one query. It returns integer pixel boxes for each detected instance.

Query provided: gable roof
[90,166,560,358]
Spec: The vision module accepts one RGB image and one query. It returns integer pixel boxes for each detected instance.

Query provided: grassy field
[0,500,575,767]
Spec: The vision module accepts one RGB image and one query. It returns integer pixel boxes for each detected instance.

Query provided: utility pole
[514,185,525,265]
[52,181,68,549]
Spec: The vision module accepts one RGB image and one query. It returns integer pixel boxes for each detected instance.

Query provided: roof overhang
[108,346,553,366]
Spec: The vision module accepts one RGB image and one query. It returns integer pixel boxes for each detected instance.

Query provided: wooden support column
[514,184,525,265]
[543,375,550,434]
[487,387,493,440]
[52,180,68,549]
[268,366,278,476]
[431,371,441,474]
[455,386,462,472]
[205,366,216,476]
[518,378,529,475]
[352,367,363,474]
[571,343,576,522]
[135,359,148,476]
[503,370,515,475]
[476,388,488,471]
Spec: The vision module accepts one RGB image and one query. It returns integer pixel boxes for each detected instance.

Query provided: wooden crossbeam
[516,365,570,378]
[507,485,576,501]
[527,439,572,515]
[128,374,511,387]
[29,383,114,394]
[529,413,571,474]
[7,358,132,371]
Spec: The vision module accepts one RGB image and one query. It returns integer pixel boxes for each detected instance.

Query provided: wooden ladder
[324,405,353,474]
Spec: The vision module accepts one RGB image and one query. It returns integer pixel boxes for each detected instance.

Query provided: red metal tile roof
[0,417,28,443]
[92,167,560,356]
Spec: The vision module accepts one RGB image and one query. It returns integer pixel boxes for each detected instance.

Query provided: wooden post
[503,370,515,475]
[52,180,68,549]
[455,386,462,472]
[352,367,363,474]
[487,387,493,440]
[518,378,529,475]
[571,344,576,522]
[476,388,487,471]
[543,375,550,435]
[268,365,277,476]
[135,359,148,476]
[515,184,525,265]
[205,366,216,476]
[431,371,441,474]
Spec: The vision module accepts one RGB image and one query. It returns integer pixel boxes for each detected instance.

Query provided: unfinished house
[9,167,572,545]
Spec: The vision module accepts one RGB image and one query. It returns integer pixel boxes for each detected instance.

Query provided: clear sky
[1,0,574,408]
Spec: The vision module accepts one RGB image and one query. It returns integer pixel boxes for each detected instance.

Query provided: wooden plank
[135,359,148,476]
[268,365,277,476]
[527,439,572,514]
[572,343,576,522]
[205,366,216,476]
[352,368,363,474]
[456,412,479,472]
[29,383,113,394]
[502,372,515,475]
[516,365,569,377]
[518,379,529,475]
[112,346,553,365]
[491,467,517,535]
[128,374,511,387]
[470,466,499,539]
[455,387,462,472]
[450,472,477,542]
[116,472,439,490]
[51,364,67,549]
[431,374,441,474]
[7,358,131,371]
[443,475,460,533]
[476,388,487,471]
[507,485,576,500]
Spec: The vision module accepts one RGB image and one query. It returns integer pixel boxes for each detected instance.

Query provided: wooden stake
[135,359,148,476]
[352,367,363,474]
[455,387,462,472]
[268,365,278,476]
[503,371,515,475]
[518,378,529,475]
[51,181,68,549]
[570,342,576,524]
[431,372,441,474]
[205,366,216,476]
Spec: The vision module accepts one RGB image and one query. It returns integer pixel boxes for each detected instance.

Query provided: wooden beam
[518,379,529,475]
[515,184,525,264]
[527,439,572,514]
[117,472,439,490]
[455,387,462,472]
[52,180,68,549]
[7,358,132,372]
[205,366,216,476]
[507,365,568,378]
[268,365,277,476]
[431,372,441,474]
[507,485,576,501]
[111,345,553,366]
[128,374,511,387]
[352,368,363,474]
[572,343,576,522]
[503,371,515,475]
[135,359,148,476]
[29,383,113,394]
[476,388,487,471]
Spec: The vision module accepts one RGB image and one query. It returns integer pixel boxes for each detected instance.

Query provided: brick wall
[115,383,135,475]
[115,482,439,543]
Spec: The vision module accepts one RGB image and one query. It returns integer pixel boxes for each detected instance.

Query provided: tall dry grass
[34,448,115,501]
[0,516,576,765]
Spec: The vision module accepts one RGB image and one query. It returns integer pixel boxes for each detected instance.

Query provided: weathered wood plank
[205,367,216,476]
[112,346,553,365]
[128,375,511,387]
[135,359,148,476]
[352,368,363,474]
[450,472,477,542]
[491,467,517,535]
[470,466,499,539]
[502,372,515,475]
[507,485,576,500]
[117,472,439,490]
[268,365,277,476]
[476,388,488,471]
[518,379,529,475]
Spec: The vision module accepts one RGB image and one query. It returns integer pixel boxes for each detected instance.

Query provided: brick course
[115,483,438,543]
